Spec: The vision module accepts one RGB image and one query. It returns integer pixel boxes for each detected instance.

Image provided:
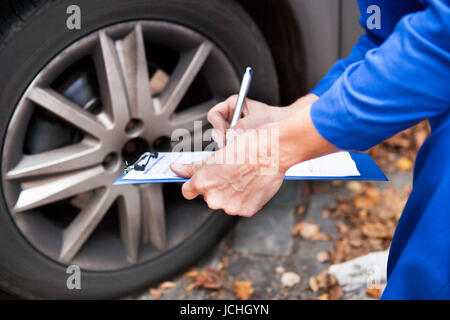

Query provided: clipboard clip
[123,152,159,174]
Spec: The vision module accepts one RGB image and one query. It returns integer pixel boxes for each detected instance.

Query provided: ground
[131,121,429,301]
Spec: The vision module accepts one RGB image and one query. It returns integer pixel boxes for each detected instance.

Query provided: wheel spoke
[115,23,154,120]
[94,31,130,125]
[14,165,105,212]
[118,189,141,263]
[6,139,101,180]
[27,87,106,138]
[169,98,218,132]
[158,41,212,116]
[140,184,166,251]
[60,188,115,263]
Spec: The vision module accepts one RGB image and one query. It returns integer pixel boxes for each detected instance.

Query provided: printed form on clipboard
[114,151,362,185]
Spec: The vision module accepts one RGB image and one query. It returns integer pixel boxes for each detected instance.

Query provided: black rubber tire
[0,0,279,299]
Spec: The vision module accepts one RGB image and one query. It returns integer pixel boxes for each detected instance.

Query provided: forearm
[274,103,339,171]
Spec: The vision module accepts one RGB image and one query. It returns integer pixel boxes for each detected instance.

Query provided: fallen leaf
[361,222,391,239]
[292,222,329,241]
[354,196,377,210]
[149,288,161,299]
[312,183,330,193]
[348,229,364,247]
[366,287,382,299]
[365,186,380,202]
[275,266,285,274]
[332,180,344,187]
[184,267,222,291]
[316,293,329,300]
[396,157,413,171]
[296,205,306,215]
[309,277,319,292]
[346,181,363,192]
[316,251,330,263]
[414,128,428,147]
[185,282,197,292]
[328,284,344,300]
[215,262,224,271]
[280,272,301,288]
[315,269,331,288]
[233,281,254,300]
[336,221,350,234]
[184,269,198,279]
[159,281,176,291]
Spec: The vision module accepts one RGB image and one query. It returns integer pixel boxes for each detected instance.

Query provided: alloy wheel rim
[1,21,239,271]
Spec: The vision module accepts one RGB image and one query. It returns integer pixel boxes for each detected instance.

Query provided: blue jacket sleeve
[310,0,450,151]
[311,34,378,96]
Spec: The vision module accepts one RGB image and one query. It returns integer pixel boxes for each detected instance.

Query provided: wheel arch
[240,0,343,103]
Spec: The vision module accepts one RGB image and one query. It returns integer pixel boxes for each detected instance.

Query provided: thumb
[170,161,202,178]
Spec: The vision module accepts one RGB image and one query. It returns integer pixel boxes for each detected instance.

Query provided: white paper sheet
[285,151,360,177]
[122,151,360,181]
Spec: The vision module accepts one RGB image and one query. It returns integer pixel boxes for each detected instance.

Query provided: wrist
[277,108,309,171]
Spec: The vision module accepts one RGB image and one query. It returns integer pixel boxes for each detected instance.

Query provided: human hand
[170,125,285,217]
[207,93,318,148]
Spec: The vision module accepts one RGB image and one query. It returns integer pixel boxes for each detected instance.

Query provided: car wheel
[0,0,279,299]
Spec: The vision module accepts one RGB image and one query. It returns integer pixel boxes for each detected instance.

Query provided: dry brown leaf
[309,277,319,292]
[296,205,306,215]
[366,287,382,299]
[316,251,330,263]
[328,284,344,300]
[310,270,343,299]
[149,288,161,299]
[292,222,329,241]
[184,267,222,291]
[361,222,391,239]
[331,180,344,187]
[396,157,413,170]
[184,269,198,279]
[414,129,428,147]
[280,272,301,288]
[336,221,350,234]
[346,181,363,192]
[354,196,377,210]
[348,229,364,247]
[365,186,381,201]
[215,262,224,271]
[233,281,254,300]
[185,282,197,292]
[159,281,176,291]
[312,184,331,193]
[275,266,285,274]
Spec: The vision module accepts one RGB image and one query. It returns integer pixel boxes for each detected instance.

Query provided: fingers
[181,179,201,200]
[170,161,202,178]
[208,95,241,147]
[171,161,204,200]
[207,95,237,129]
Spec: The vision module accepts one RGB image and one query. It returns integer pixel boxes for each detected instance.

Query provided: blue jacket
[310,0,450,299]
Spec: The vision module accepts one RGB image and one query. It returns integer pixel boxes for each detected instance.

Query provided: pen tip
[246,67,253,75]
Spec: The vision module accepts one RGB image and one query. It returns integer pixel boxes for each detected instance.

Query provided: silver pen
[230,67,253,128]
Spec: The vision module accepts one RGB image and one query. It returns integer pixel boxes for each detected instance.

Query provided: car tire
[0,0,279,299]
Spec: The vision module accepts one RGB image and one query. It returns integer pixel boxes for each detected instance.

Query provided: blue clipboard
[113,152,387,185]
